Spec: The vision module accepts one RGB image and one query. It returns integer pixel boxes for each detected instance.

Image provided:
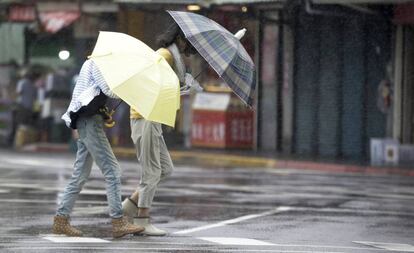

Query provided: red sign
[191,110,253,148]
[39,11,80,33]
[394,3,414,25]
[8,5,36,22]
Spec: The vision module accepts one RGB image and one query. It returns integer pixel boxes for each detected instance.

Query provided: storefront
[0,1,120,146]
[393,3,414,145]
[290,1,393,160]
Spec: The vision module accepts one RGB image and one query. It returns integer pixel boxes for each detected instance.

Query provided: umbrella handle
[234,28,247,40]
[99,101,122,128]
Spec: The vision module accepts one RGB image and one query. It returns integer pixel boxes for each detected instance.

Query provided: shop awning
[212,0,284,4]
[39,11,80,33]
[115,0,284,5]
[115,0,204,4]
[8,4,36,22]
[81,2,119,13]
[7,2,81,33]
[312,0,413,4]
[394,3,414,24]
[36,2,80,33]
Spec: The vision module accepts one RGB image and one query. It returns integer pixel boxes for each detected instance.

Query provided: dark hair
[156,22,185,48]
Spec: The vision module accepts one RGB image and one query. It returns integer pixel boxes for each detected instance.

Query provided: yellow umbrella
[89,31,180,127]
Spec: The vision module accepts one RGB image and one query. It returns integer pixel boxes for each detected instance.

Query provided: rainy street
[0,149,413,253]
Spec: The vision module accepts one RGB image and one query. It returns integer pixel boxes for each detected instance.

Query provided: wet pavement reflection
[0,149,414,252]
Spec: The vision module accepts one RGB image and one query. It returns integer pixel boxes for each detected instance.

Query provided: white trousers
[130,118,174,208]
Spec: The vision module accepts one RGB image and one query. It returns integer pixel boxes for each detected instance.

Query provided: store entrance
[401,26,414,144]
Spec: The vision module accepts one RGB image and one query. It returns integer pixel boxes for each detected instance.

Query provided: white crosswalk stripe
[43,235,110,243]
[354,241,414,252]
[198,237,274,246]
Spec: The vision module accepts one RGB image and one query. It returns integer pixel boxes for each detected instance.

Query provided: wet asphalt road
[0,149,413,253]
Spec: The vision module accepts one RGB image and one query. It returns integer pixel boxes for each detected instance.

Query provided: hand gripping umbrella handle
[101,101,122,128]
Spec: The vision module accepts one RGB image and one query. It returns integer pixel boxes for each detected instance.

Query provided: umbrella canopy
[168,11,256,106]
[89,31,180,127]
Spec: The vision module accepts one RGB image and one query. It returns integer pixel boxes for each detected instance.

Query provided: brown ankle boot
[112,217,144,238]
[52,215,83,237]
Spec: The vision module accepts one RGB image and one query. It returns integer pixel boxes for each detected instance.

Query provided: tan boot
[112,217,144,238]
[52,215,83,237]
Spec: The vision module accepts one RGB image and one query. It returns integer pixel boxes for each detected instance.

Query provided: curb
[19,143,414,177]
[114,147,414,177]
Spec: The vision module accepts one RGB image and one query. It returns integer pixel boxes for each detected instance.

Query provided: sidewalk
[20,142,414,177]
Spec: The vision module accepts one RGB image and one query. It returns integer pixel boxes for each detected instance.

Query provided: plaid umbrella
[168,11,256,106]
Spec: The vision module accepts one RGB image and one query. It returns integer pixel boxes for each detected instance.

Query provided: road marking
[174,206,291,234]
[354,241,414,252]
[43,235,110,243]
[2,159,46,166]
[2,247,346,252]
[0,198,106,204]
[0,240,388,251]
[1,198,412,218]
[199,237,274,246]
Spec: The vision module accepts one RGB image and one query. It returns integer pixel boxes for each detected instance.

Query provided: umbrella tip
[234,28,247,40]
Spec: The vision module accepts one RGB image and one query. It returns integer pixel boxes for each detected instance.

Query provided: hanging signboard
[39,11,80,33]
[36,2,80,33]
[394,3,414,25]
[8,5,36,22]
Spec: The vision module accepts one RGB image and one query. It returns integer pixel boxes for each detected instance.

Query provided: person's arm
[180,73,203,96]
[90,60,119,99]
[157,48,174,67]
[156,48,202,96]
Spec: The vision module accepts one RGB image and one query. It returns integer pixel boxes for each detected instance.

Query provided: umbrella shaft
[194,64,209,80]
[113,101,122,111]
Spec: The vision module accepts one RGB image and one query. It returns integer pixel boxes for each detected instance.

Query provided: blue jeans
[56,115,123,218]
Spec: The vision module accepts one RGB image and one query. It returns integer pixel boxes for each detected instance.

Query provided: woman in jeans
[52,59,144,238]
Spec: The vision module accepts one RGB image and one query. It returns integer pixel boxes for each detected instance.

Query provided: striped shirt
[62,59,119,128]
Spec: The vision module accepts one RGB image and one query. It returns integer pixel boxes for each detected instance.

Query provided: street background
[0,0,414,252]
[1,0,414,166]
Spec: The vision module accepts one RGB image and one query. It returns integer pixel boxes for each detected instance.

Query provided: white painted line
[0,198,106,204]
[278,206,414,218]
[174,206,291,234]
[79,189,107,195]
[0,183,42,188]
[354,241,414,252]
[199,237,274,246]
[2,159,45,166]
[43,236,110,243]
[2,247,346,252]
[0,241,387,251]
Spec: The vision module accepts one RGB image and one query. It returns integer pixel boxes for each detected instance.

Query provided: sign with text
[192,92,230,111]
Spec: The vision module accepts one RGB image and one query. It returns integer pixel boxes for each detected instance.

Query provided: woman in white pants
[122,21,199,236]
